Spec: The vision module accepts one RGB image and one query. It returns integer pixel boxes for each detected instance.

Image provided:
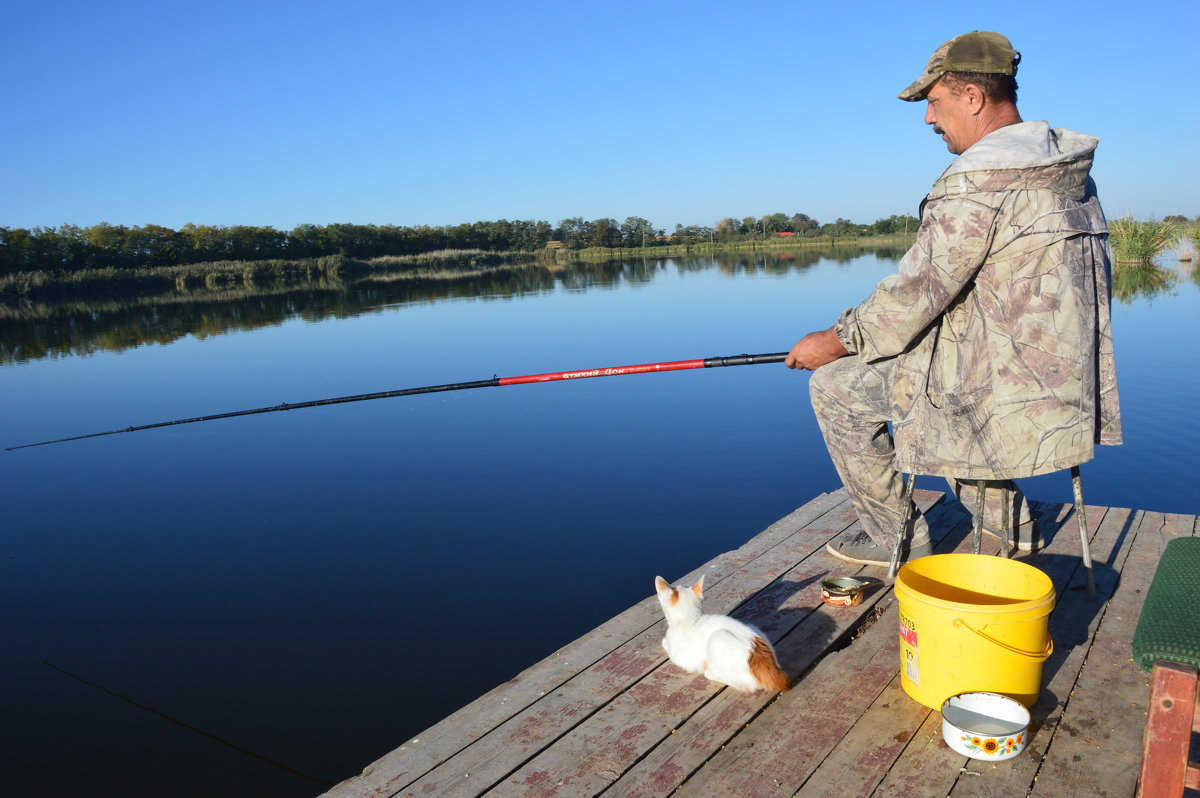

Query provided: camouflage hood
[932,121,1105,218]
[835,120,1121,479]
[943,121,1098,179]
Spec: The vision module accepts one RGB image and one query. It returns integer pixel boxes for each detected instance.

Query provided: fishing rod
[7,351,787,451]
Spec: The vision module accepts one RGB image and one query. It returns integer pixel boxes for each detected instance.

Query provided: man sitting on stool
[786,31,1122,566]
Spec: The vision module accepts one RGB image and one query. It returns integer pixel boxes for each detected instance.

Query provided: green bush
[1109,217,1176,264]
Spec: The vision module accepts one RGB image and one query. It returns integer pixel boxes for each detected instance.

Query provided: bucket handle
[952,618,1054,660]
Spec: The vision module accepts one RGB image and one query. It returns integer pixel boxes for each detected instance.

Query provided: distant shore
[0,236,917,301]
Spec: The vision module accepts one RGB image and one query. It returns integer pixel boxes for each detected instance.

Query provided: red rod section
[498,359,708,386]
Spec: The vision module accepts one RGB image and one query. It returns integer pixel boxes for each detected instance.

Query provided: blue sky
[4,0,1197,233]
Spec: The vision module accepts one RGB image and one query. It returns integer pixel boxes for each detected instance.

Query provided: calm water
[3,249,1198,797]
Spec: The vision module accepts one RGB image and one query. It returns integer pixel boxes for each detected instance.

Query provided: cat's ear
[692,576,705,597]
[654,576,670,593]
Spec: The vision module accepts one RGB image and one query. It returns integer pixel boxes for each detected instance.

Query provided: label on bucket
[899,610,920,686]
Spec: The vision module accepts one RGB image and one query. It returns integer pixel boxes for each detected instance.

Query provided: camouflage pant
[809,355,1032,549]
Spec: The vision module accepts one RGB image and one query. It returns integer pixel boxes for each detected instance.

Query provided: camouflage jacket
[835,121,1122,479]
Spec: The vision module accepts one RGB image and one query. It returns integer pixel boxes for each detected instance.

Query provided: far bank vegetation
[0,213,917,290]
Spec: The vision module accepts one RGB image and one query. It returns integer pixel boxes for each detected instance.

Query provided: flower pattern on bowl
[960,732,1023,755]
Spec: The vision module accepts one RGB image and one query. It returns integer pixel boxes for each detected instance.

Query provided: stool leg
[1071,465,1097,599]
[888,474,916,579]
[1000,485,1012,558]
[972,481,985,554]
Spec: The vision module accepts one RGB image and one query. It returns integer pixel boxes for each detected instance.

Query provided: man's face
[923,80,974,155]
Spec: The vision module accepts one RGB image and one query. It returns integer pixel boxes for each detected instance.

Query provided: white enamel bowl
[941,692,1031,761]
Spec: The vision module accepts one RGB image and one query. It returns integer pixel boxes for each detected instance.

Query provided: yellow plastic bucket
[894,553,1055,709]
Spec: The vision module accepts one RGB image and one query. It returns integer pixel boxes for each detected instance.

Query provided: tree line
[0,212,920,275]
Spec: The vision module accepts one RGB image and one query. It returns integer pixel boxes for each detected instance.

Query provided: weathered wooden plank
[602,494,954,798]
[797,673,932,797]
[1161,507,1199,539]
[475,498,881,797]
[867,708,965,798]
[321,491,852,798]
[1028,510,1189,798]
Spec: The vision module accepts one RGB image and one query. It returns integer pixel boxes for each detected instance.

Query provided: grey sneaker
[826,530,934,567]
[978,519,1041,552]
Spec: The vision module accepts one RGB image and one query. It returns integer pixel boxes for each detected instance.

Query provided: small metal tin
[821,577,866,607]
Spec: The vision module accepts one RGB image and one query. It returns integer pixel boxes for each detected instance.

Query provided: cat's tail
[749,636,790,692]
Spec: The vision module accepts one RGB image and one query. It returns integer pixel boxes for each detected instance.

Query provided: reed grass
[1177,225,1199,262]
[1108,217,1176,264]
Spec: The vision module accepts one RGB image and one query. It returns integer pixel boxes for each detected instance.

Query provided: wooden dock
[322,489,1198,798]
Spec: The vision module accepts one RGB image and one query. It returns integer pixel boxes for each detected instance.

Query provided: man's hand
[785,326,849,370]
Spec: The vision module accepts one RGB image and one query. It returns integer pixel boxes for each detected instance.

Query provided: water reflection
[0,246,906,365]
[1112,261,1176,303]
[1182,259,1200,289]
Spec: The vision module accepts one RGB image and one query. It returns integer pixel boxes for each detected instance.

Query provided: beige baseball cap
[898,31,1021,101]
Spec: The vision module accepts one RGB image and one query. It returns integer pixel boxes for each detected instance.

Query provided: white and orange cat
[654,575,789,693]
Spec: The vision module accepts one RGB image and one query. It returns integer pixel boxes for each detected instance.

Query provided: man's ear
[963,83,986,114]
